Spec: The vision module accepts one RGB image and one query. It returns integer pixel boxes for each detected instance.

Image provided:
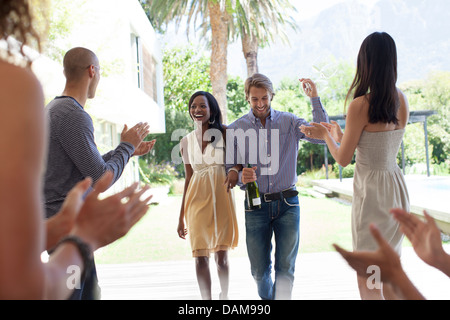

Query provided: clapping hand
[333,223,426,300]
[71,171,152,250]
[121,122,150,149]
[390,208,447,271]
[300,122,328,140]
[133,139,156,156]
[321,120,343,143]
[333,224,403,283]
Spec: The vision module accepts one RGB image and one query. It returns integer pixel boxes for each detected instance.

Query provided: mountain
[228,0,450,86]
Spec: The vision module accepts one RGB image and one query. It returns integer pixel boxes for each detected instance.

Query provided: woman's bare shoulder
[0,60,41,84]
[0,61,43,108]
[0,61,45,145]
[348,95,369,116]
[351,95,369,106]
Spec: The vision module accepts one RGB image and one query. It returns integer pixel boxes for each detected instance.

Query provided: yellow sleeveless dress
[184,131,239,257]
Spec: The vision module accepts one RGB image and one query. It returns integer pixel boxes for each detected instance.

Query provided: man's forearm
[311,97,329,123]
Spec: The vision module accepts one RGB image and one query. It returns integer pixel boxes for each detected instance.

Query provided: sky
[159,0,383,82]
[292,0,347,20]
[160,0,364,45]
[291,0,379,21]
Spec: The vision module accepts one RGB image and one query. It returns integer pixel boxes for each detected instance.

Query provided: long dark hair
[188,91,224,143]
[345,32,399,124]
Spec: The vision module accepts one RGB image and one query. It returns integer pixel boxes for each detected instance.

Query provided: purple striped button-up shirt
[225,97,329,194]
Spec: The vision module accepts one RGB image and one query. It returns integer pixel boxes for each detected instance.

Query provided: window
[131,33,158,103]
[131,34,143,89]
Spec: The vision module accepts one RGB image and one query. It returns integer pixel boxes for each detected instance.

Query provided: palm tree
[143,0,232,122]
[231,0,298,77]
[141,0,298,121]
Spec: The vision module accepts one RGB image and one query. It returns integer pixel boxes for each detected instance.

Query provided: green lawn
[94,187,357,264]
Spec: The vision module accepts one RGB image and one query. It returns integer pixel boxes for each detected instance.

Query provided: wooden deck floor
[96,175,450,300]
[96,245,450,300]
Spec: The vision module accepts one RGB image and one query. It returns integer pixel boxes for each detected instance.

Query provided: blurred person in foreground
[334,208,450,300]
[0,0,151,299]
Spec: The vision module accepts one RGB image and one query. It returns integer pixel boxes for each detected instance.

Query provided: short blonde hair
[244,73,275,101]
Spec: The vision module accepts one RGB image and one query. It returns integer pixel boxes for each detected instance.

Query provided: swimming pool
[311,174,450,234]
[405,175,450,213]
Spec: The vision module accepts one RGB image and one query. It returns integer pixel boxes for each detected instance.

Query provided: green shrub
[297,165,337,188]
[139,159,178,186]
[332,163,355,178]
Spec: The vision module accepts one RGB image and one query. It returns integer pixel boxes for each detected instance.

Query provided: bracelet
[56,235,94,281]
[227,167,239,175]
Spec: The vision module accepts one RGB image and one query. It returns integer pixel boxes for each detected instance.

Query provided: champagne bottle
[245,164,261,209]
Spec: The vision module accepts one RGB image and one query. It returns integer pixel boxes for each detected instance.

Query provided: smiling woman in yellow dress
[177,91,240,300]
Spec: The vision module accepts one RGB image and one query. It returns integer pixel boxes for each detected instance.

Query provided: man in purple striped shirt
[225,73,329,299]
[44,47,155,299]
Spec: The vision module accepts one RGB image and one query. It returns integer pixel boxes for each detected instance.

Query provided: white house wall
[65,0,165,133]
[32,0,165,195]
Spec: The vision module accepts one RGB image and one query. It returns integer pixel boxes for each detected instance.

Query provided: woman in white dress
[301,32,410,299]
[178,91,239,300]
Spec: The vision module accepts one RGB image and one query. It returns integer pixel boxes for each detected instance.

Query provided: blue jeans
[244,194,300,300]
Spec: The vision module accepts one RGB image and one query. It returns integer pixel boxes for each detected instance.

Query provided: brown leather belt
[261,188,299,202]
